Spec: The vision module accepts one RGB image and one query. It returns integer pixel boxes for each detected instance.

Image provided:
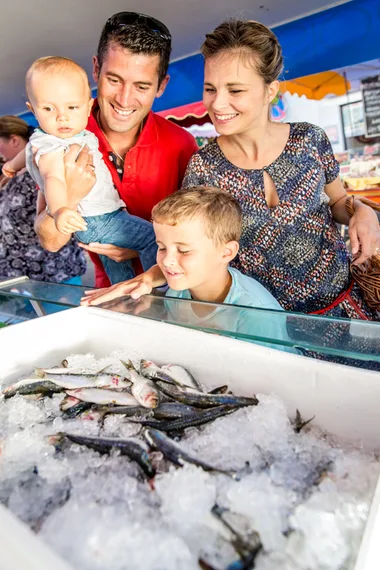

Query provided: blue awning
[19,0,380,124]
[153,0,380,112]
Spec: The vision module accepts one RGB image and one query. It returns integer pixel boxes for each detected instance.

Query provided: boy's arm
[3,148,27,177]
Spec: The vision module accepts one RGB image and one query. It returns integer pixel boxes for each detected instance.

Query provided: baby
[4,56,157,284]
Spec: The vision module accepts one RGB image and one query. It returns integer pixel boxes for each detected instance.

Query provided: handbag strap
[346,195,380,217]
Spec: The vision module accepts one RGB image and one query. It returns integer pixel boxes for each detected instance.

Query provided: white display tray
[0,306,379,570]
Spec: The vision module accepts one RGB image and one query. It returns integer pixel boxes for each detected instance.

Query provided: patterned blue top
[0,172,86,282]
[182,122,351,314]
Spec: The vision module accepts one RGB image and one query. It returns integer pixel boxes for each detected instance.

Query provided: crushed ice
[0,350,378,570]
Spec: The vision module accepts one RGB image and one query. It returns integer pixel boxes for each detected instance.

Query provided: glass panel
[0,277,88,308]
[0,277,379,369]
[98,294,380,368]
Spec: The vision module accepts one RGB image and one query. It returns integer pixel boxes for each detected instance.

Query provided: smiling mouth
[111,104,135,117]
[165,269,183,277]
[214,113,238,121]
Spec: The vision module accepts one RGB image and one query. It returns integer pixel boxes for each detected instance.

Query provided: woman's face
[203,51,277,136]
[0,135,25,161]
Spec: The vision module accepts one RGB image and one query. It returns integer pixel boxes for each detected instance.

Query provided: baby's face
[27,70,92,138]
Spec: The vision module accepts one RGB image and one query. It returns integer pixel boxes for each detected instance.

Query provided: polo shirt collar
[88,100,158,149]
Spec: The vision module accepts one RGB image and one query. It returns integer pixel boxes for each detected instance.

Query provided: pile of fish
[0,352,378,570]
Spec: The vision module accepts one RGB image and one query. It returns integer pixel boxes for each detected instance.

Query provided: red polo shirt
[86,102,198,288]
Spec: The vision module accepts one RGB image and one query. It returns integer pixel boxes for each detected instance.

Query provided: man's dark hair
[97,22,172,87]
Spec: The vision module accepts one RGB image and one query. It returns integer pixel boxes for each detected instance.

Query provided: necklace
[97,110,143,164]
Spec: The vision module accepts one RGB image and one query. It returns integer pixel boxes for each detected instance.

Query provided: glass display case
[1,275,379,370]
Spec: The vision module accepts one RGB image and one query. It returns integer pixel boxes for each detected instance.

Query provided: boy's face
[27,71,93,139]
[154,216,236,297]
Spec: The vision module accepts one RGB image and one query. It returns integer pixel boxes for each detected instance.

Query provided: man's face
[93,44,168,134]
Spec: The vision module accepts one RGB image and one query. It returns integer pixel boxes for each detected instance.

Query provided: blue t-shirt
[165,267,295,353]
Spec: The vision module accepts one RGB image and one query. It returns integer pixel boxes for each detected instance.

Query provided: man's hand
[78,242,138,262]
[64,145,96,209]
[54,206,88,235]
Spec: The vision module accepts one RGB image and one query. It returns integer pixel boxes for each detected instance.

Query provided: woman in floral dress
[182,19,380,321]
[0,116,86,286]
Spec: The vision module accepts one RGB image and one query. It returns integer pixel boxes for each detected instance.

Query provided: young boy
[82,187,293,352]
[3,56,157,284]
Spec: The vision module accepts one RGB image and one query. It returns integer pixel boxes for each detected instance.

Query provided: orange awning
[281,71,351,100]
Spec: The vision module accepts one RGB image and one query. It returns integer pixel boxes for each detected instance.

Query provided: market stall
[0,306,380,570]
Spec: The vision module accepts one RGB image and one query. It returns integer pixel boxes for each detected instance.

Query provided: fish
[34,367,104,377]
[140,359,204,393]
[2,378,64,399]
[143,428,237,479]
[49,433,155,478]
[160,364,204,392]
[37,371,131,390]
[60,395,93,418]
[208,385,230,395]
[135,405,240,432]
[211,505,262,568]
[66,388,138,406]
[154,381,259,409]
[121,360,159,408]
[152,402,201,420]
[293,409,315,433]
[139,359,163,379]
[99,405,154,419]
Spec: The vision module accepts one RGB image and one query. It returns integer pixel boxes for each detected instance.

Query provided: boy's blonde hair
[152,186,242,245]
[26,56,91,98]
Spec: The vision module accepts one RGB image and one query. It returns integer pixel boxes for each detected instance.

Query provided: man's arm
[34,145,96,251]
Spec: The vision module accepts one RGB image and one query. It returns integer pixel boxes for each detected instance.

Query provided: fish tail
[120,359,136,372]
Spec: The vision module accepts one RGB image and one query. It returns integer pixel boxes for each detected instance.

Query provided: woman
[0,116,86,291]
[82,19,380,322]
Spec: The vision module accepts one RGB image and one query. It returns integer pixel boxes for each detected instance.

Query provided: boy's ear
[25,101,35,114]
[222,240,239,263]
[88,98,94,116]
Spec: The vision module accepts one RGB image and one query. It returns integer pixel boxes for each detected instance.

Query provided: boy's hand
[54,207,88,235]
[80,273,155,306]
[2,161,17,179]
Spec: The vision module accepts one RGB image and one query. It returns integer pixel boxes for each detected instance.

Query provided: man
[35,12,198,287]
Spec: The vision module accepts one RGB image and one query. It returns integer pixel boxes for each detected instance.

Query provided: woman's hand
[78,243,138,262]
[349,200,380,265]
[2,161,17,178]
[80,265,166,306]
[326,178,380,264]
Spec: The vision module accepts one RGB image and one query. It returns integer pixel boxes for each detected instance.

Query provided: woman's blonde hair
[0,115,30,141]
[152,186,242,245]
[201,19,283,84]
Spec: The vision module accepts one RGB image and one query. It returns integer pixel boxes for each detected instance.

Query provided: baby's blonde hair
[26,56,91,99]
[152,187,242,246]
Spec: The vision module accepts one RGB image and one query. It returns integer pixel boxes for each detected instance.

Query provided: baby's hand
[54,207,88,235]
[2,161,17,179]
